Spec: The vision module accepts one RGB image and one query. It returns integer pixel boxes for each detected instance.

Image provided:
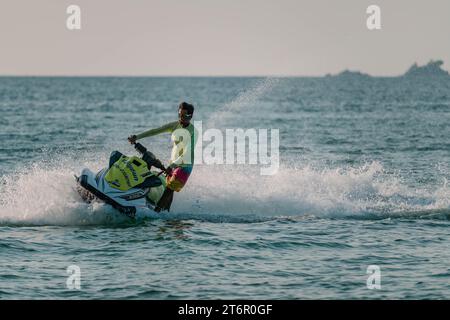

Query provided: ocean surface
[0,76,449,299]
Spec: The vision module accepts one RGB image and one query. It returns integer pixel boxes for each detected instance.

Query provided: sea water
[0,76,449,299]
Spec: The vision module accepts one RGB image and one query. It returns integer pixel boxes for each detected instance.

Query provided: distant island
[326,59,449,78]
[325,70,372,79]
[403,60,449,77]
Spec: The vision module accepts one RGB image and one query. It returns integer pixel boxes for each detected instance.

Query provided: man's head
[178,102,194,126]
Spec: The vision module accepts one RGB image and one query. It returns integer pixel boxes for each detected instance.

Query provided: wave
[0,153,449,226]
[174,161,450,218]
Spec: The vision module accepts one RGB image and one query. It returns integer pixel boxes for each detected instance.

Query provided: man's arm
[135,121,178,140]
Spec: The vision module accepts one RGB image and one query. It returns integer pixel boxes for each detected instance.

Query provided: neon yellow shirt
[136,121,198,168]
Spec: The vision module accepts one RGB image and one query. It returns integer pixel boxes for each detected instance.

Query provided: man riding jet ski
[127,102,198,212]
[76,142,169,219]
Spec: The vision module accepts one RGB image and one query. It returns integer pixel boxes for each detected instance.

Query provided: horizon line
[2,60,447,78]
[0,73,417,78]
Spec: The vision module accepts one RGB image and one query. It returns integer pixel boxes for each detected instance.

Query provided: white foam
[0,154,449,226]
[0,154,129,225]
[171,161,450,219]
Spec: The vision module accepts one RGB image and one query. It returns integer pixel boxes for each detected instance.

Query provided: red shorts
[166,166,192,192]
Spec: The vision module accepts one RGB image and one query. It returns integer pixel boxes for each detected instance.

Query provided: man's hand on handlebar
[128,135,137,144]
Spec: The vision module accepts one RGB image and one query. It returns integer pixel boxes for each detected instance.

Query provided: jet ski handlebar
[134,142,167,172]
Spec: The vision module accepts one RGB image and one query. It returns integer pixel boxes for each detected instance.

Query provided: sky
[0,0,449,76]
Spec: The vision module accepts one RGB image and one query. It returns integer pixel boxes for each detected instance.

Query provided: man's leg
[155,188,174,212]
[154,166,192,212]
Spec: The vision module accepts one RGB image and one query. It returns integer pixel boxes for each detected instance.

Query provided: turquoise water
[1,76,450,299]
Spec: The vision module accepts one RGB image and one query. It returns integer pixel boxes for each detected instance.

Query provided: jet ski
[75,143,168,219]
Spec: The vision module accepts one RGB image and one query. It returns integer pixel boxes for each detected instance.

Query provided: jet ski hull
[76,168,162,219]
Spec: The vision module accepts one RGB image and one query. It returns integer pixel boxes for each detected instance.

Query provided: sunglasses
[178,110,192,121]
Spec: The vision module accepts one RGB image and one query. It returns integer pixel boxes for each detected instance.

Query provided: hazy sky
[0,0,449,76]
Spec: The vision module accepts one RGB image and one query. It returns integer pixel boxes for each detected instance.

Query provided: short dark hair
[179,102,194,116]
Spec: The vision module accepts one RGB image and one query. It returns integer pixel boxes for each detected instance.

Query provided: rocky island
[403,60,449,77]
